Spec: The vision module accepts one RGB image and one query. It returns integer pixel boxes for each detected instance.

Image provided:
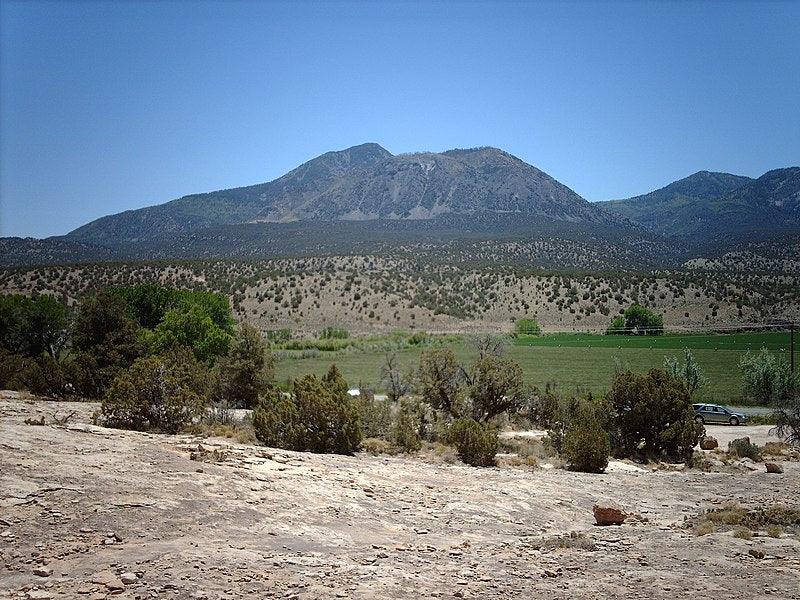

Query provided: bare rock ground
[1,392,798,600]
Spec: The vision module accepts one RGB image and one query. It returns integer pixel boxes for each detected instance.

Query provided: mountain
[596,171,753,235]
[67,143,621,244]
[598,168,800,241]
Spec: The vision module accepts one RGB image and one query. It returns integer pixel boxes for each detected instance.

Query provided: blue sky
[1,0,798,238]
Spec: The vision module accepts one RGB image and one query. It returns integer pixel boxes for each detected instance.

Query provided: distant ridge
[598,168,800,240]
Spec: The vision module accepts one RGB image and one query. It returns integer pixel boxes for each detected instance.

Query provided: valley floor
[1,393,798,600]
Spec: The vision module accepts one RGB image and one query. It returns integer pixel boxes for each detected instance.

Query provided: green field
[274,331,797,405]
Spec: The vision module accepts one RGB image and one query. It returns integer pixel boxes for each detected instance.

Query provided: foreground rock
[765,462,784,474]
[1,394,798,599]
[592,501,626,526]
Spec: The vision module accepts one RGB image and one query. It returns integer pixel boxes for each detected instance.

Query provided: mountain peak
[68,143,619,242]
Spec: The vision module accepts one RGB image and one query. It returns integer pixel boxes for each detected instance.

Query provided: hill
[67,144,621,245]
[599,167,800,242]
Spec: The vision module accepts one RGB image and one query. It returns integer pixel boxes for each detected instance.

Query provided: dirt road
[1,393,798,599]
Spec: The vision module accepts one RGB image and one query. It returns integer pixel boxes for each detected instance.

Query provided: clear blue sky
[1,0,798,238]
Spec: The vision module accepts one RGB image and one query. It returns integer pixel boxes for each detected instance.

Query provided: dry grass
[766,524,783,538]
[697,502,800,536]
[695,521,715,536]
[360,438,395,456]
[185,422,257,445]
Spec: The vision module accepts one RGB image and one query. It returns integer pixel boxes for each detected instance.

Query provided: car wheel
[729,416,739,426]
[695,415,704,424]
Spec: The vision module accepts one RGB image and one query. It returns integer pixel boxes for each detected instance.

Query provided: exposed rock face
[593,501,626,526]
[700,436,719,450]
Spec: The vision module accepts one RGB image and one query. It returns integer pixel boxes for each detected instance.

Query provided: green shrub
[527,388,559,429]
[607,304,664,336]
[148,304,232,361]
[606,315,626,335]
[391,398,422,452]
[606,369,704,462]
[20,354,69,399]
[467,355,524,421]
[562,407,610,473]
[252,388,299,449]
[101,347,207,433]
[515,318,541,336]
[418,348,464,416]
[728,437,762,461]
[265,328,293,344]
[0,294,69,357]
[208,324,274,409]
[71,291,146,399]
[252,365,361,455]
[0,350,26,390]
[448,418,498,467]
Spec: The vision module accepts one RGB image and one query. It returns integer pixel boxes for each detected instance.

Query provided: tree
[391,398,422,452]
[514,319,541,336]
[210,323,274,409]
[101,347,207,433]
[622,303,663,335]
[773,391,800,446]
[739,347,797,406]
[71,291,146,399]
[0,294,68,357]
[606,369,704,462]
[418,348,464,416]
[606,315,626,335]
[252,387,299,449]
[466,355,524,422]
[149,304,233,361]
[607,304,663,336]
[110,284,176,329]
[469,333,508,359]
[380,352,413,402]
[664,349,708,399]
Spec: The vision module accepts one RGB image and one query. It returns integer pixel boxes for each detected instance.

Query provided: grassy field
[274,331,797,405]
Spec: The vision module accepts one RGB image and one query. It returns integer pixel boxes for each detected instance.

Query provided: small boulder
[33,566,52,577]
[748,548,765,560]
[120,572,138,585]
[700,436,719,450]
[593,501,626,526]
[765,462,784,474]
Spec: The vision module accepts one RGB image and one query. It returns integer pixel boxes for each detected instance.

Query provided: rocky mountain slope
[67,143,620,245]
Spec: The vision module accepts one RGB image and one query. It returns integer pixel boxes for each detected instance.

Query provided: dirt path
[1,392,798,600]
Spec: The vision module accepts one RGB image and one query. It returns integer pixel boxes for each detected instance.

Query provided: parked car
[692,403,748,426]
